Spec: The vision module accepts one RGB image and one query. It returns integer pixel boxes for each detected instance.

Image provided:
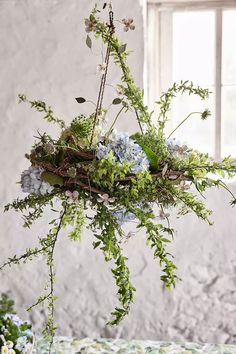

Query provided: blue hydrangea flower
[21,166,53,195]
[113,209,136,225]
[96,131,150,173]
[3,314,24,327]
[166,138,189,157]
[113,203,153,226]
[23,329,33,338]
[15,336,28,351]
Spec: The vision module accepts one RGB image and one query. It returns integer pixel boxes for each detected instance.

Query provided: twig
[65,148,94,160]
[65,178,102,194]
[0,247,47,271]
[89,10,115,147]
[115,170,187,182]
[47,206,67,353]
[107,105,126,137]
[167,112,203,139]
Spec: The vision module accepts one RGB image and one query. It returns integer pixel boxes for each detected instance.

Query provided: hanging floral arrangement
[2,3,236,348]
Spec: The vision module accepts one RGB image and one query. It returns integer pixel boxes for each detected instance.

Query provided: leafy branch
[90,10,152,132]
[156,81,210,134]
[18,94,66,129]
[132,206,178,288]
[91,205,135,325]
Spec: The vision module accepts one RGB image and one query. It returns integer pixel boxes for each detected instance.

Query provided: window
[147,0,236,159]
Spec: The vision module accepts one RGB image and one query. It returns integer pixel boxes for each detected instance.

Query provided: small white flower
[0,335,6,344]
[180,180,191,191]
[159,209,170,220]
[65,190,79,204]
[1,346,9,354]
[97,193,116,207]
[122,18,135,32]
[97,111,108,125]
[15,336,28,351]
[97,63,107,76]
[67,167,77,178]
[8,350,16,354]
[85,18,97,32]
[6,341,13,349]
[23,343,33,352]
[116,86,125,96]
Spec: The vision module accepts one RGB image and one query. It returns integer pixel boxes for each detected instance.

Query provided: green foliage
[4,192,56,228]
[137,143,161,171]
[75,97,86,103]
[0,315,33,354]
[86,35,92,49]
[70,114,93,141]
[41,171,63,187]
[62,201,85,241]
[2,4,236,349]
[91,12,152,131]
[131,206,177,288]
[91,151,132,191]
[156,81,210,134]
[91,206,135,325]
[18,94,65,129]
[132,128,170,165]
[0,294,15,316]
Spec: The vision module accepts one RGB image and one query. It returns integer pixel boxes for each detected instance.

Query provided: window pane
[173,11,215,86]
[170,89,215,156]
[222,86,236,156]
[172,11,215,155]
[222,10,236,85]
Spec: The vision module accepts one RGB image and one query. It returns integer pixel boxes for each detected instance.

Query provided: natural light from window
[222,10,236,156]
[173,9,236,157]
[172,11,215,156]
[148,4,236,159]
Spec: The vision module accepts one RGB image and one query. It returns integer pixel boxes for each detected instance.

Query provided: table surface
[33,337,236,354]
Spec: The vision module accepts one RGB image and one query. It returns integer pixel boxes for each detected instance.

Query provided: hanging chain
[89,8,115,147]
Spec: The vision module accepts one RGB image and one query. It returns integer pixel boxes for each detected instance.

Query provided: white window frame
[146,0,236,160]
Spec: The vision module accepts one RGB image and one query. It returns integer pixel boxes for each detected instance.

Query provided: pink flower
[159,209,170,220]
[97,63,107,76]
[85,18,97,33]
[97,193,116,207]
[65,190,79,204]
[122,18,135,32]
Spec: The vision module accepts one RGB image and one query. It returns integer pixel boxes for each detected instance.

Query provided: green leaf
[112,98,122,105]
[138,143,161,171]
[130,132,142,140]
[86,35,92,49]
[118,44,127,54]
[75,97,86,104]
[41,172,63,187]
[93,241,101,249]
[0,294,15,316]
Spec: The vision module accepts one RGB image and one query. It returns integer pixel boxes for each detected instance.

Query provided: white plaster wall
[1,0,236,344]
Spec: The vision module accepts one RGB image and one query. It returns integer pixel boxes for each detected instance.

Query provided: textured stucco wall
[1,0,236,345]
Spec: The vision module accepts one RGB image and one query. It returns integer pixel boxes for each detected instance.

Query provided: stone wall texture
[1,0,236,345]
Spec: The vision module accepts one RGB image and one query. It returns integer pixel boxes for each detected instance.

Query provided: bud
[44,143,55,154]
[67,167,77,178]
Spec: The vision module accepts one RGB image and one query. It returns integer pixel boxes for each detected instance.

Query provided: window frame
[147,0,236,160]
